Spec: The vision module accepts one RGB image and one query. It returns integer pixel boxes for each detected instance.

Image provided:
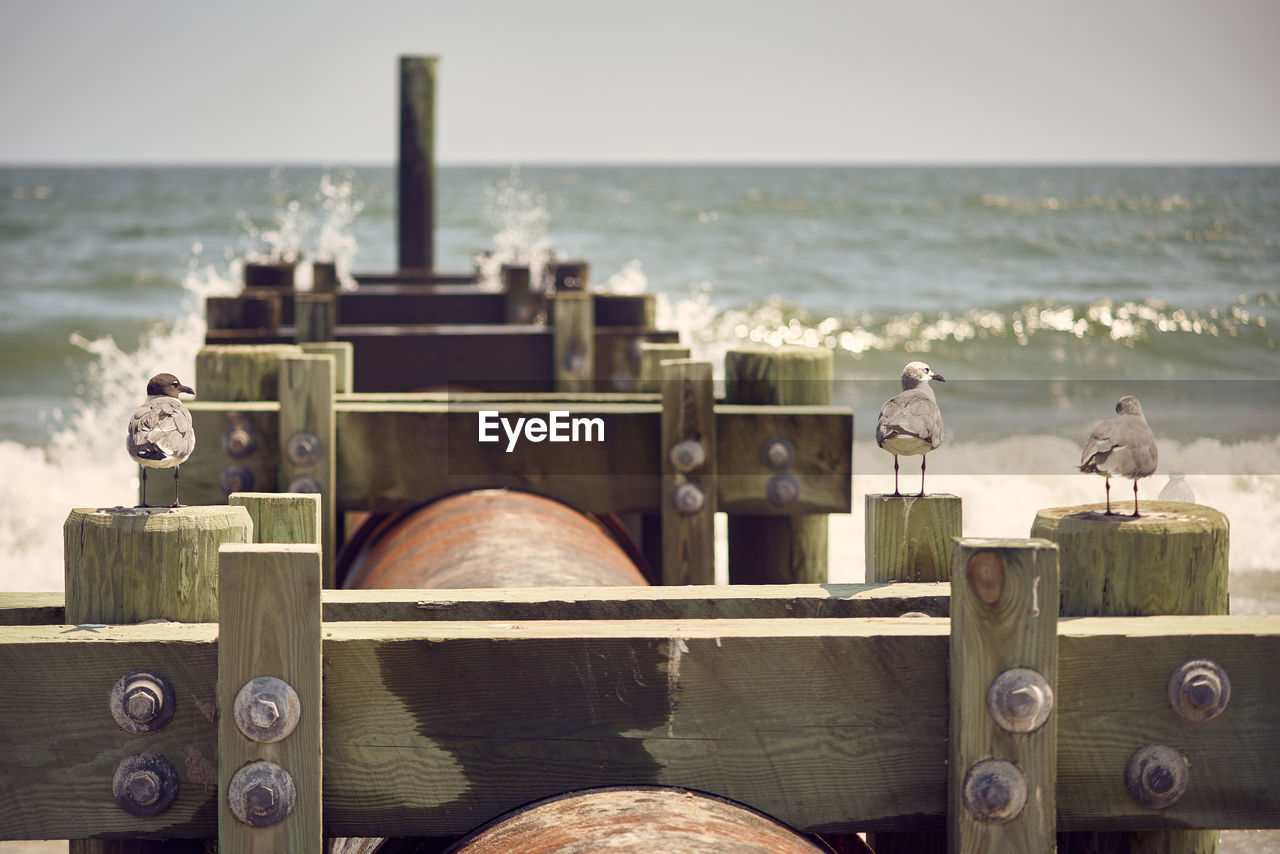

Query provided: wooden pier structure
[1,54,1276,854]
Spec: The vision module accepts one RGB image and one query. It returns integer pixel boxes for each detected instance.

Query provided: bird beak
[180,385,195,397]
[932,373,946,383]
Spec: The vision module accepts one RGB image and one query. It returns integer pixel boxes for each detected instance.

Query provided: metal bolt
[1126,744,1190,809]
[610,371,635,392]
[766,474,801,507]
[109,671,175,735]
[1167,658,1231,723]
[233,676,301,744]
[672,482,706,515]
[961,758,1027,824]
[760,437,795,471]
[112,753,179,817]
[287,476,323,494]
[564,349,588,376]
[222,423,257,458]
[228,760,296,827]
[219,466,255,495]
[987,667,1055,735]
[285,431,323,467]
[669,439,706,473]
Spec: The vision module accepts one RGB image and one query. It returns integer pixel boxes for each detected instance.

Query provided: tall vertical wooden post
[229,493,322,547]
[502,263,537,324]
[1032,502,1228,854]
[64,505,252,854]
[660,360,717,585]
[398,55,437,273]
[950,538,1059,853]
[638,343,692,393]
[724,346,832,584]
[294,293,335,343]
[278,355,336,587]
[218,543,322,853]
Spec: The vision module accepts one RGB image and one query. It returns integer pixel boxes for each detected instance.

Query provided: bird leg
[1131,479,1140,518]
[892,456,901,497]
[139,467,150,508]
[919,454,927,498]
[1104,477,1113,515]
[171,466,183,509]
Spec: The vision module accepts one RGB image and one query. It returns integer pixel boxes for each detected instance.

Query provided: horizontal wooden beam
[0,584,950,626]
[1,615,1277,840]
[333,401,851,515]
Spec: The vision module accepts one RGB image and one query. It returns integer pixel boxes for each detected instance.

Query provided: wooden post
[660,361,717,585]
[229,493,321,547]
[300,341,354,394]
[278,356,336,587]
[502,263,538,324]
[547,258,590,291]
[311,261,340,294]
[950,538,1059,853]
[638,343,692,392]
[1032,501,1228,854]
[594,293,657,327]
[218,543,322,853]
[866,494,963,582]
[294,293,335,343]
[724,346,832,584]
[207,293,282,333]
[398,55,437,273]
[244,261,295,289]
[552,291,595,392]
[195,344,303,402]
[65,505,251,854]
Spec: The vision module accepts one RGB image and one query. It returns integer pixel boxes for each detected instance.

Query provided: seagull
[876,361,946,497]
[126,373,196,508]
[1079,395,1158,517]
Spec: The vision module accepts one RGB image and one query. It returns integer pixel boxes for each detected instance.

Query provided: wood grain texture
[300,341,354,394]
[64,505,252,624]
[660,361,716,585]
[294,293,335,343]
[1035,501,1229,854]
[278,356,335,587]
[179,403,280,507]
[866,494,963,583]
[218,544,322,853]
[551,291,594,392]
[949,538,1059,853]
[1,615,1278,840]
[228,493,321,547]
[637,343,692,392]
[193,344,302,402]
[397,55,436,272]
[725,347,835,584]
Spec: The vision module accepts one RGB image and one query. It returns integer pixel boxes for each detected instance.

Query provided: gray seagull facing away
[1079,395,1158,517]
[876,361,946,497]
[127,373,196,508]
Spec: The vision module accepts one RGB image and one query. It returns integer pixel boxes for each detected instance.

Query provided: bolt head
[672,482,706,515]
[766,474,801,507]
[124,688,159,723]
[124,770,161,806]
[249,697,281,729]
[244,783,277,816]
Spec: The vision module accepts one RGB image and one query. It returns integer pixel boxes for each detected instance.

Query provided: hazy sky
[2,0,1278,164]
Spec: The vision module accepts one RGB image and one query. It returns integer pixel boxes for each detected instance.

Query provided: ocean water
[1,164,1278,591]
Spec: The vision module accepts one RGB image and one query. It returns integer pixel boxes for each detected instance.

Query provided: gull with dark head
[876,361,946,497]
[1079,395,1158,517]
[127,373,196,508]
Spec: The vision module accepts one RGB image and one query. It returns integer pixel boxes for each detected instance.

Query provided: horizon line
[3,158,1279,169]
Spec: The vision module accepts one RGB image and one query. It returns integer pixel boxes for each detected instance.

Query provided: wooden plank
[0,583,952,626]
[218,543,322,852]
[229,493,322,547]
[501,264,538,324]
[206,293,282,332]
[637,342,692,392]
[950,539,1059,852]
[182,403,280,506]
[339,287,504,325]
[194,344,301,402]
[342,325,552,390]
[660,361,717,584]
[725,347,835,583]
[300,341,354,394]
[278,356,336,587]
[595,328,679,392]
[352,272,477,285]
[398,55,436,271]
[294,293,335,343]
[716,405,851,514]
[595,294,656,328]
[1,615,1278,840]
[552,291,594,392]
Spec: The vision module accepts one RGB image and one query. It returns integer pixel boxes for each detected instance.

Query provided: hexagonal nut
[962,758,1027,824]
[109,671,175,735]
[1167,658,1231,723]
[112,753,179,817]
[233,676,301,743]
[228,760,296,828]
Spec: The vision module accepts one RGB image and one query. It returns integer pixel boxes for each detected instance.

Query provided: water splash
[475,167,555,291]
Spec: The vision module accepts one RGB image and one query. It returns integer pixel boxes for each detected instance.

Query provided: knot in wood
[967,551,1005,605]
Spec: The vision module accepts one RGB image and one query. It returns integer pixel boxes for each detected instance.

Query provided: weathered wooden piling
[660,360,717,585]
[218,543,322,853]
[637,342,692,392]
[229,493,321,547]
[950,538,1059,852]
[311,261,340,294]
[501,263,537,324]
[243,261,295,289]
[552,291,595,392]
[865,493,963,583]
[398,55,437,273]
[64,504,251,853]
[294,292,336,343]
[278,355,336,587]
[194,343,304,402]
[724,346,833,584]
[1032,501,1229,854]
